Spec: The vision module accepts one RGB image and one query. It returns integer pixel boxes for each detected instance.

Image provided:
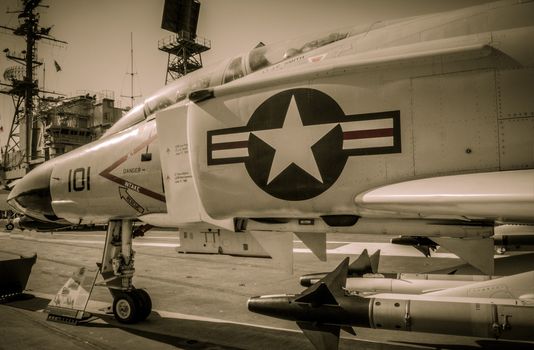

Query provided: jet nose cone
[8,164,57,221]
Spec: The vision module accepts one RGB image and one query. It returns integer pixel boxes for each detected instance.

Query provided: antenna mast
[0,0,67,178]
[121,32,141,109]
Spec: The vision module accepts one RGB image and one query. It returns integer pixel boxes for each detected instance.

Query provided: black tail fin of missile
[294,283,338,306]
[297,321,340,350]
[348,249,380,276]
[294,257,349,305]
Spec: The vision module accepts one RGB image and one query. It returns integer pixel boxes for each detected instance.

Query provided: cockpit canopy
[103,25,366,137]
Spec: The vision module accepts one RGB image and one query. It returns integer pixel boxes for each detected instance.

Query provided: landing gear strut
[98,220,152,323]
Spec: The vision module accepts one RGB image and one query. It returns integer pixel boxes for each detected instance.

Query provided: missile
[248,258,534,350]
[301,250,496,294]
[342,273,493,295]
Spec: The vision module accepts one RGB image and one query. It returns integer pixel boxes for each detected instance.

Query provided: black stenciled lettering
[73,168,85,191]
[87,166,91,190]
[68,169,72,192]
[68,167,92,192]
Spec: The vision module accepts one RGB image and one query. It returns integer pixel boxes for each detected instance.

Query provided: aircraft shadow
[6,294,527,350]
[1,293,49,311]
[83,312,446,350]
[84,312,308,350]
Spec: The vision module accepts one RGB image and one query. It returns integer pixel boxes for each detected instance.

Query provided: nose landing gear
[99,220,152,323]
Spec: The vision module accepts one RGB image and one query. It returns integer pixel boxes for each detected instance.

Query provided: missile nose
[8,164,58,221]
[247,296,261,312]
[248,296,278,315]
[247,295,295,319]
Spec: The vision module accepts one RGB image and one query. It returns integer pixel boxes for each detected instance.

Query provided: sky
[0,0,493,146]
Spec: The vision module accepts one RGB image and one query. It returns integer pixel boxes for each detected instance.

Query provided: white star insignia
[252,96,336,185]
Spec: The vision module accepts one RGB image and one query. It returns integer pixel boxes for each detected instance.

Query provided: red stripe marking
[343,128,393,140]
[211,140,249,151]
[100,132,166,203]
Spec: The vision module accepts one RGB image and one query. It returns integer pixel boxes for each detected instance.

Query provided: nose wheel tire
[113,292,139,324]
[133,288,152,321]
[112,289,152,323]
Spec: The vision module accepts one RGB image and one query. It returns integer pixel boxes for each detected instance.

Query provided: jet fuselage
[8,0,534,230]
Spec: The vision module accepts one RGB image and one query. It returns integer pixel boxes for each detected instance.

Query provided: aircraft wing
[353,170,534,275]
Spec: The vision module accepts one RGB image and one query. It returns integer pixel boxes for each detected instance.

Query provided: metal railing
[158,30,211,50]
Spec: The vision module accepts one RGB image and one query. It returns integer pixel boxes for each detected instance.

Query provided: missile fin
[294,283,338,305]
[348,249,380,276]
[413,244,433,257]
[294,232,326,261]
[321,257,349,294]
[250,231,293,274]
[296,257,349,305]
[348,249,369,276]
[433,237,494,275]
[297,321,340,350]
[369,249,380,273]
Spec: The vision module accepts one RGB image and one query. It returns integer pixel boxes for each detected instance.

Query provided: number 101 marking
[68,167,91,192]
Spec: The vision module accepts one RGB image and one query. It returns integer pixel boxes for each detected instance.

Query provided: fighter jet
[7,0,534,322]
